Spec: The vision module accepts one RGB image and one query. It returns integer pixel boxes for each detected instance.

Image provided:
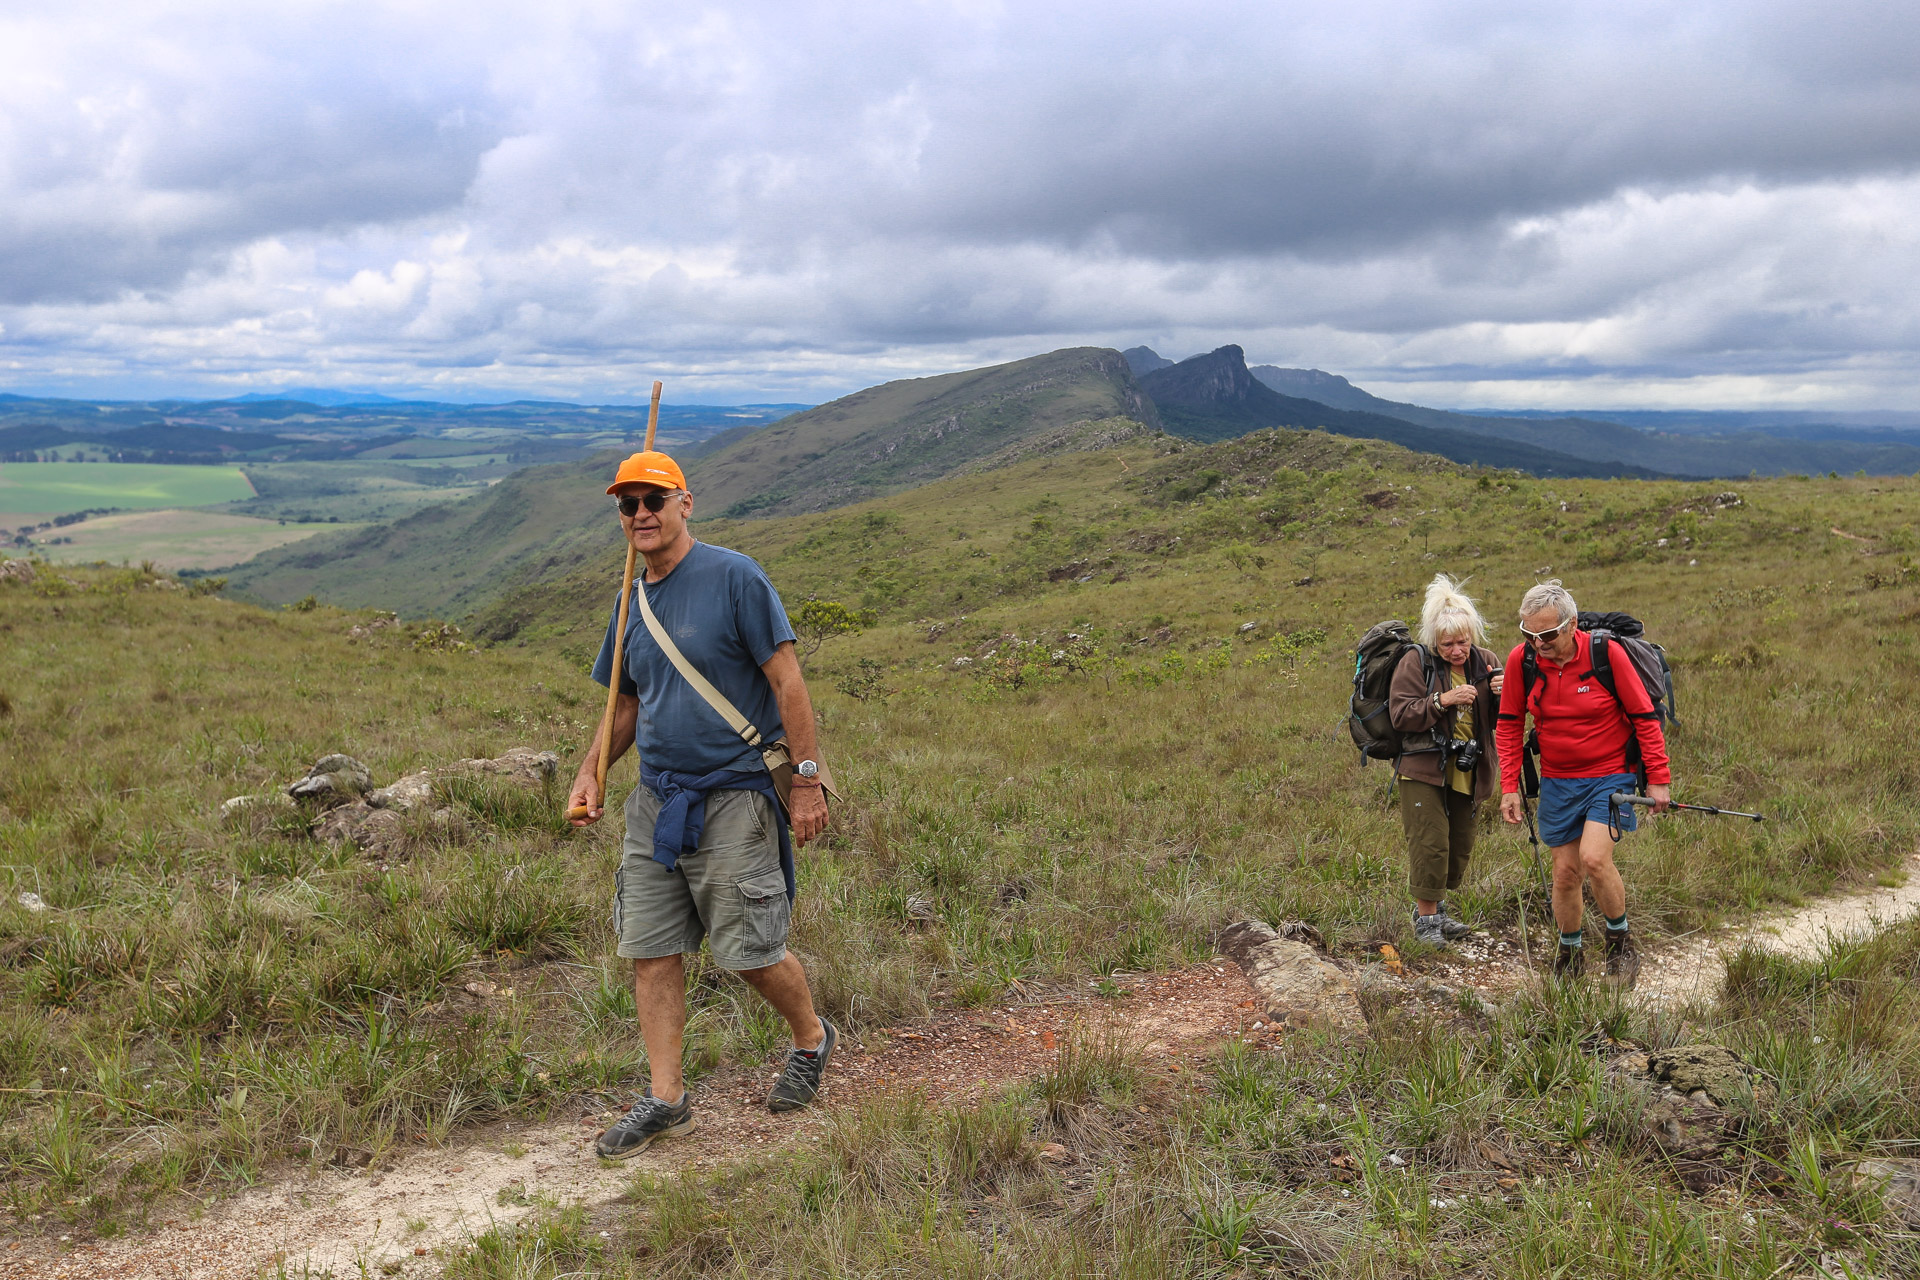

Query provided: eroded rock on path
[1217,919,1367,1035]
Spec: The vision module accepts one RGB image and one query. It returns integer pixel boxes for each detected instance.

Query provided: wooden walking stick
[567,381,664,822]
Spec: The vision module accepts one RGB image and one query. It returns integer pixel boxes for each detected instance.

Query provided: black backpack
[1348,621,1435,764]
[1518,610,1675,792]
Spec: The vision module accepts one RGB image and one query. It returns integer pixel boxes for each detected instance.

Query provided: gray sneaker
[768,1018,837,1113]
[1411,912,1449,946]
[594,1089,693,1159]
[1436,905,1475,942]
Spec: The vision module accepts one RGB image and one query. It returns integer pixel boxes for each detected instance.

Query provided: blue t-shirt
[590,541,797,775]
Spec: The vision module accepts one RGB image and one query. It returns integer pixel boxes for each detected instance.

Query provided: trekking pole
[565,382,662,823]
[1519,792,1549,897]
[1608,794,1764,822]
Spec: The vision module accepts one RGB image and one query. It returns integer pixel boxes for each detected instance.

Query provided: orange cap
[605,450,689,495]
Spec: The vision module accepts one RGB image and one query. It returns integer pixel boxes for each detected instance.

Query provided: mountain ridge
[1142,347,1672,479]
[686,346,1159,519]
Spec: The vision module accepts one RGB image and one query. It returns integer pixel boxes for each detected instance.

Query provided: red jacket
[1495,631,1671,792]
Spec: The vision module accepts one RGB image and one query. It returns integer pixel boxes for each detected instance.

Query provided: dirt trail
[1635,850,1920,1007]
[1417,852,1920,1010]
[13,861,1917,1278]
[7,967,1259,1280]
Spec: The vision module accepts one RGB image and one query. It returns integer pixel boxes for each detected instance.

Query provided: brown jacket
[1387,644,1500,803]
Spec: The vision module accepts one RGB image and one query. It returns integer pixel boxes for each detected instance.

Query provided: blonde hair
[1418,573,1488,648]
[1519,578,1577,625]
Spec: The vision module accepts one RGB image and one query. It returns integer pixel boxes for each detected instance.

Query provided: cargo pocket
[611,867,625,942]
[734,867,791,955]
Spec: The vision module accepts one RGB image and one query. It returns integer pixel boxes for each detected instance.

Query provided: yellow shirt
[1446,667,1474,794]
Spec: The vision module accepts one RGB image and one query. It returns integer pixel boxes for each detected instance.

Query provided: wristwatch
[792,759,822,787]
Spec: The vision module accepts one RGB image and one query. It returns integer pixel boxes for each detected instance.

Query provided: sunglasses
[1519,622,1569,645]
[614,490,682,517]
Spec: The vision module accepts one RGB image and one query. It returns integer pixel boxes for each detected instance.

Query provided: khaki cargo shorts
[615,785,790,970]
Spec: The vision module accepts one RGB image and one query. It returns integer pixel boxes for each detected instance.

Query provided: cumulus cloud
[2,0,1919,405]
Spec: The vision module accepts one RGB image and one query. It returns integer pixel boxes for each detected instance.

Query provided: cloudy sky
[3,0,1919,408]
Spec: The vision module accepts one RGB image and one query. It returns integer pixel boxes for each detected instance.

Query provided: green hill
[689,346,1159,518]
[227,348,1161,614]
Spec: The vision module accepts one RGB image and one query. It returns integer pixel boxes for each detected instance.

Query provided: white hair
[1519,579,1577,624]
[1418,573,1488,647]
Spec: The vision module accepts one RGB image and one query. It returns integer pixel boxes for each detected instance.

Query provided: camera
[1448,739,1482,772]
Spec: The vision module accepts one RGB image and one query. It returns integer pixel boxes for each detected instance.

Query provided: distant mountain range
[1121,346,1174,377]
[1141,347,1670,478]
[1229,360,1920,477]
[225,388,414,406]
[0,391,810,440]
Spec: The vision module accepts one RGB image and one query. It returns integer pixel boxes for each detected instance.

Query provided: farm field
[0,460,254,515]
[28,508,354,571]
[217,459,494,523]
[2,430,1918,1277]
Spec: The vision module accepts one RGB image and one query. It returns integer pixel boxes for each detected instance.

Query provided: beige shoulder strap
[632,579,764,749]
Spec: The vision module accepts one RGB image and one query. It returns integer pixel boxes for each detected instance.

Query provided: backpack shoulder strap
[633,582,765,749]
[1518,647,1539,703]
[1587,632,1618,703]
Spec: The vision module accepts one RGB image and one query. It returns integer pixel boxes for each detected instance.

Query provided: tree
[789,599,875,659]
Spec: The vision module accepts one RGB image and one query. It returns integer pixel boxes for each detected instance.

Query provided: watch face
[797,759,820,778]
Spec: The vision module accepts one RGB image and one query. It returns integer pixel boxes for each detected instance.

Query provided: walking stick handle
[569,380,662,822]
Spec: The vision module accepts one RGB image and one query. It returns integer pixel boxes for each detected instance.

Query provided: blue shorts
[1537,773,1639,848]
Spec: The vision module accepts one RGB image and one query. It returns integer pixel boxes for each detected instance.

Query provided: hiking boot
[1552,943,1586,981]
[1411,912,1449,947]
[1602,931,1640,989]
[1436,905,1475,942]
[768,1017,837,1113]
[594,1089,693,1159]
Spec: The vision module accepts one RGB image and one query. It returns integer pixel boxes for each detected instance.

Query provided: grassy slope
[221,452,622,612]
[5,438,1919,1275]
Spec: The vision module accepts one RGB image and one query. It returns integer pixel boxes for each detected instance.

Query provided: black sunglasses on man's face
[614,490,680,517]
